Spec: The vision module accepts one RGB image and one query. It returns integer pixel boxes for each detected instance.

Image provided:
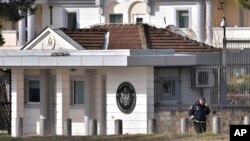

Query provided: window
[27,80,40,103]
[72,80,84,104]
[67,12,77,29]
[162,80,176,97]
[110,14,123,24]
[132,14,145,24]
[159,77,179,100]
[136,18,143,24]
[177,10,189,28]
[197,71,209,85]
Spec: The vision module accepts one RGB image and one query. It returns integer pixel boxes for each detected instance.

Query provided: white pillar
[11,69,24,137]
[85,70,93,135]
[55,69,70,135]
[196,0,205,42]
[40,70,49,134]
[18,18,26,45]
[27,10,35,42]
[206,0,213,45]
[100,76,106,135]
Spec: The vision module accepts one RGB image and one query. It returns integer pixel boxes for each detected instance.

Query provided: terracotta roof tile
[60,24,219,52]
[61,28,106,50]
[146,25,219,52]
[91,24,143,49]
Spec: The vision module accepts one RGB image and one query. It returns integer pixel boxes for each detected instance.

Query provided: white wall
[150,3,197,29]
[43,6,100,29]
[70,109,85,135]
[23,69,40,135]
[79,8,101,28]
[23,109,40,135]
[106,67,154,134]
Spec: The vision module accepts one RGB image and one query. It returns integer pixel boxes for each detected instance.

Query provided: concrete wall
[106,67,154,134]
[155,109,250,134]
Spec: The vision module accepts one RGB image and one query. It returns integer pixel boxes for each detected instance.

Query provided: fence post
[244,116,250,125]
[89,119,98,135]
[64,118,72,136]
[40,117,47,136]
[212,116,221,134]
[115,119,122,135]
[181,117,188,134]
[16,117,23,137]
[148,119,156,134]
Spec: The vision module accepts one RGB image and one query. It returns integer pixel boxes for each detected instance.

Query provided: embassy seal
[116,82,136,114]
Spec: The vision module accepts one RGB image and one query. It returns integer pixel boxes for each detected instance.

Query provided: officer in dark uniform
[188,97,210,133]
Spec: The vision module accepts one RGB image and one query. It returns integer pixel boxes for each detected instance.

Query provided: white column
[18,18,26,45]
[196,0,205,42]
[55,69,70,135]
[100,76,106,135]
[11,69,24,137]
[27,10,35,42]
[206,0,213,45]
[85,70,93,135]
[40,70,49,132]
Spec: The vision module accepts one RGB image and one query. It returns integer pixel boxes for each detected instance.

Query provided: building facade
[0,0,214,48]
[0,24,219,136]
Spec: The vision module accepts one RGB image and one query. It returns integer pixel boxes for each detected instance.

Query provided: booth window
[72,80,85,104]
[27,80,40,103]
[110,14,123,24]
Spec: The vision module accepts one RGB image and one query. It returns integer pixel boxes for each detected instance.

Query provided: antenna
[163,16,167,27]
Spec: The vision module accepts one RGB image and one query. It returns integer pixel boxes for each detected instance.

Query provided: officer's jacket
[188,101,210,121]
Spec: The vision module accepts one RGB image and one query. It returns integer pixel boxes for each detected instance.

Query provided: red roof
[61,24,219,52]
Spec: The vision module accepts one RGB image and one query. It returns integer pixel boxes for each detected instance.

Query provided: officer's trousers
[193,122,206,133]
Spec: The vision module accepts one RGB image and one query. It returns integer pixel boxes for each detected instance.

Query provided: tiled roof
[147,25,219,52]
[61,28,106,50]
[92,24,144,49]
[61,24,219,52]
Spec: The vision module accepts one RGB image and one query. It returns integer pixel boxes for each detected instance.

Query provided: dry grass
[0,132,229,141]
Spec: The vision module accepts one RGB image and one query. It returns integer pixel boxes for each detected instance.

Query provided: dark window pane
[110,14,123,23]
[162,80,175,96]
[198,71,209,85]
[28,80,40,102]
[136,18,143,23]
[74,81,84,104]
[67,12,77,29]
[178,11,189,28]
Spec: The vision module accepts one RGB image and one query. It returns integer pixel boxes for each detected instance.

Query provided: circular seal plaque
[116,82,136,114]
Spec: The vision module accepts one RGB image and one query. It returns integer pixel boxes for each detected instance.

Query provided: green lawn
[0,132,229,141]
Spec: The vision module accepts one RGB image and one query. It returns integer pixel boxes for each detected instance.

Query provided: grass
[0,132,229,141]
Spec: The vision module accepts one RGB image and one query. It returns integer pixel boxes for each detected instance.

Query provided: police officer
[188,97,210,134]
